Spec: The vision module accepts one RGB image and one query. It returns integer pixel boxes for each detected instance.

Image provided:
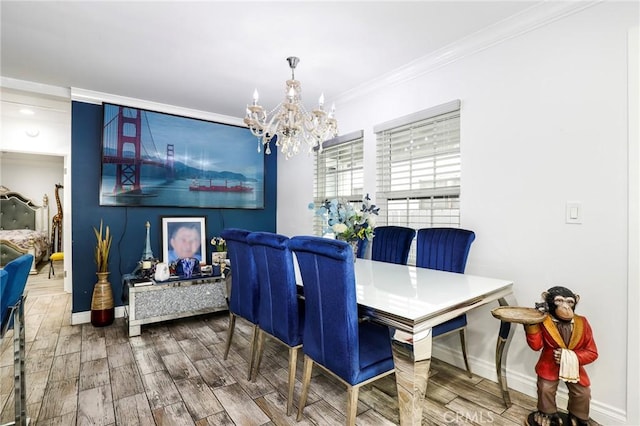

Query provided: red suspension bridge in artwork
[102,106,174,194]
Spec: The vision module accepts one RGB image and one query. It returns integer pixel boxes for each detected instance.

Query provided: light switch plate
[566,201,582,224]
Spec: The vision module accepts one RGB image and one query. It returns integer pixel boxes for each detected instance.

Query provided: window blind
[375,101,461,263]
[313,130,364,236]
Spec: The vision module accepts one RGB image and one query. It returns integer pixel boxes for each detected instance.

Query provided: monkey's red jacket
[525,315,598,386]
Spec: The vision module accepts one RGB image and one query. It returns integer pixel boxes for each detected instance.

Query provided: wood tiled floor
[0,262,545,425]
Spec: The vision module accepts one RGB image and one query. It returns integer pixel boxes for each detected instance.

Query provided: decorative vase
[91,272,114,327]
[212,251,227,265]
[348,240,359,262]
[336,236,359,262]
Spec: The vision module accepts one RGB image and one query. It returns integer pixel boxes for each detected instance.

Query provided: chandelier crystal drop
[243,56,338,159]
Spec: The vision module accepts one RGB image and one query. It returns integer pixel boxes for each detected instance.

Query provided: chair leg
[247,324,259,381]
[346,385,359,426]
[286,345,301,416]
[459,329,472,378]
[223,313,236,360]
[296,355,313,421]
[48,259,54,279]
[250,330,266,382]
[12,300,27,424]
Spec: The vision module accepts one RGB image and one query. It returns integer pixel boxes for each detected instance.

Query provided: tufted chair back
[416,227,475,273]
[371,226,416,265]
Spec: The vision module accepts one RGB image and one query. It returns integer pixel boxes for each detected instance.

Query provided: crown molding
[70,87,244,126]
[335,1,601,105]
[1,79,245,126]
[1,77,71,99]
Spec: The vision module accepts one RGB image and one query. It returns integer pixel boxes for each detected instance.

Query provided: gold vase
[91,271,114,327]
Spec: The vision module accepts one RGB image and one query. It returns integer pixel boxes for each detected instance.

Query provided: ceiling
[1,1,543,119]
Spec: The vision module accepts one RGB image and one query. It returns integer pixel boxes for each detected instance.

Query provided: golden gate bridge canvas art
[99,103,264,209]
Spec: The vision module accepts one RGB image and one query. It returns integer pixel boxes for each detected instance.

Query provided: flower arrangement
[210,236,227,252]
[93,220,112,273]
[310,194,379,242]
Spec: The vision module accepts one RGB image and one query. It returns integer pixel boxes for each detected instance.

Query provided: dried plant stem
[93,220,112,273]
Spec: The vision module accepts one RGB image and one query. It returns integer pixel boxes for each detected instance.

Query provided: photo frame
[161,216,207,264]
[100,103,265,209]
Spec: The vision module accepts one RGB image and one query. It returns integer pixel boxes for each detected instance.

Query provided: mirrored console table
[123,273,228,337]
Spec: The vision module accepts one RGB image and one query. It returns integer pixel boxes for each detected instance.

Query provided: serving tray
[491,306,547,324]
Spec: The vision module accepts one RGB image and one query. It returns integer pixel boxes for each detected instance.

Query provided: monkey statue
[525,286,598,426]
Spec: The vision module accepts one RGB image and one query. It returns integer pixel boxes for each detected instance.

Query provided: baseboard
[70,306,126,326]
[431,343,627,425]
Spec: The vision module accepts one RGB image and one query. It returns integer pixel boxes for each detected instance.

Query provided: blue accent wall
[71,101,277,313]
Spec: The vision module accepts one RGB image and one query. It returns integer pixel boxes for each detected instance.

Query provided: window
[313,130,364,236]
[375,100,461,263]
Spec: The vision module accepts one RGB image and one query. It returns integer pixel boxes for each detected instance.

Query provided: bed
[0,186,49,274]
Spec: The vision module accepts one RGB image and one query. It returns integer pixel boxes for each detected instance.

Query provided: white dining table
[351,259,514,426]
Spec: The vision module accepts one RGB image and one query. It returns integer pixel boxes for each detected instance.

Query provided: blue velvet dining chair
[220,228,260,380]
[247,231,303,415]
[416,227,476,377]
[287,236,395,425]
[1,254,33,334]
[0,270,8,324]
[1,254,33,425]
[370,225,416,264]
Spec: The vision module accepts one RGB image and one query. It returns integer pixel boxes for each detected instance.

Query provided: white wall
[0,151,64,217]
[626,24,639,426]
[278,2,637,424]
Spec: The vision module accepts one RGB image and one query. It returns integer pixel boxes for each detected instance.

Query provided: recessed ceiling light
[19,108,35,115]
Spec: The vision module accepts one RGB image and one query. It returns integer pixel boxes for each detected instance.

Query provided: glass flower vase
[348,240,359,262]
[212,251,227,265]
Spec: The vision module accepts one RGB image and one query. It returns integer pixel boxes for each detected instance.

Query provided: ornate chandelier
[244,56,338,159]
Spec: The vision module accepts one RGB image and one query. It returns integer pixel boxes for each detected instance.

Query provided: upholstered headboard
[0,186,43,231]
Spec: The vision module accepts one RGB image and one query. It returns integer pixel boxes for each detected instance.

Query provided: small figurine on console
[154,262,170,282]
[525,286,598,426]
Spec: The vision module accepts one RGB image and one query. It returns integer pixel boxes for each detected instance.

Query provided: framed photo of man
[161,216,207,264]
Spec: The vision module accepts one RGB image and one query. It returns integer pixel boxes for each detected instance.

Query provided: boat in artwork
[189,179,253,193]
